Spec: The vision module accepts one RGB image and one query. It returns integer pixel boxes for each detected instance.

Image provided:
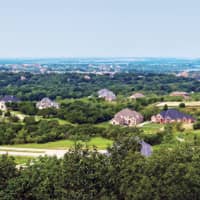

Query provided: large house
[151,109,195,124]
[170,91,190,99]
[0,101,7,111]
[97,89,116,102]
[0,95,20,103]
[36,97,60,110]
[111,108,143,126]
[129,93,145,99]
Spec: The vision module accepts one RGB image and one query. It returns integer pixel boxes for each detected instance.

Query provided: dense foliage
[0,72,199,100]
[1,71,200,199]
[1,138,200,199]
[0,116,144,144]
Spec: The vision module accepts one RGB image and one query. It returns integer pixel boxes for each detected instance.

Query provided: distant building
[0,95,20,103]
[111,108,143,126]
[97,89,116,102]
[0,101,7,111]
[130,93,145,99]
[20,76,26,81]
[151,109,195,124]
[83,75,91,80]
[176,71,189,78]
[170,91,190,99]
[36,97,60,110]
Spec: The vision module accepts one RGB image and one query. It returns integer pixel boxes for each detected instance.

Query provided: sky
[0,0,200,58]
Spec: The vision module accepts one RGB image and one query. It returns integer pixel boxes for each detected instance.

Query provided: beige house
[0,101,7,111]
[84,75,91,80]
[36,97,60,110]
[111,108,143,126]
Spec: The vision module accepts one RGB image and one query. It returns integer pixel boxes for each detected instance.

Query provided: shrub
[179,103,186,108]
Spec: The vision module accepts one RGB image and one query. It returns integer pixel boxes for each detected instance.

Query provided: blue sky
[0,0,200,58]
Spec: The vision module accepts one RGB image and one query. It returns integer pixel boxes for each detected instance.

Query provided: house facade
[151,109,195,124]
[111,108,143,126]
[36,97,60,110]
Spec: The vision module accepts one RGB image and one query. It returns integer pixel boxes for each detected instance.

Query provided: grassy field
[14,156,35,165]
[2,137,113,150]
[141,123,164,134]
[11,111,72,125]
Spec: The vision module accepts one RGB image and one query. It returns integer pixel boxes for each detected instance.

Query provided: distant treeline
[0,72,199,100]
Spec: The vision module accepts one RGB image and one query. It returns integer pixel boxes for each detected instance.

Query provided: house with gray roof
[151,109,195,123]
[97,89,116,102]
[111,108,144,126]
[0,95,20,103]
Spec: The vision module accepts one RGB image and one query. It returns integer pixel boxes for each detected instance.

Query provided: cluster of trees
[0,119,69,144]
[7,98,162,124]
[1,137,200,199]
[0,72,199,100]
[0,116,144,144]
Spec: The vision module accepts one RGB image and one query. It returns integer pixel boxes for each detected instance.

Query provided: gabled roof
[115,108,142,117]
[170,91,189,96]
[113,108,143,122]
[39,97,53,104]
[160,109,195,120]
[130,93,145,99]
[0,95,20,102]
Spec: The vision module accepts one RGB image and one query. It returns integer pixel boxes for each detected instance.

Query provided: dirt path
[0,147,68,158]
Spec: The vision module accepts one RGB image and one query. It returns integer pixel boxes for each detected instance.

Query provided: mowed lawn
[2,137,113,150]
[14,156,34,165]
[141,123,164,134]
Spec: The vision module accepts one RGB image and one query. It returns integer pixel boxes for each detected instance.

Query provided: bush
[193,121,200,130]
[10,116,20,123]
[179,103,186,108]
